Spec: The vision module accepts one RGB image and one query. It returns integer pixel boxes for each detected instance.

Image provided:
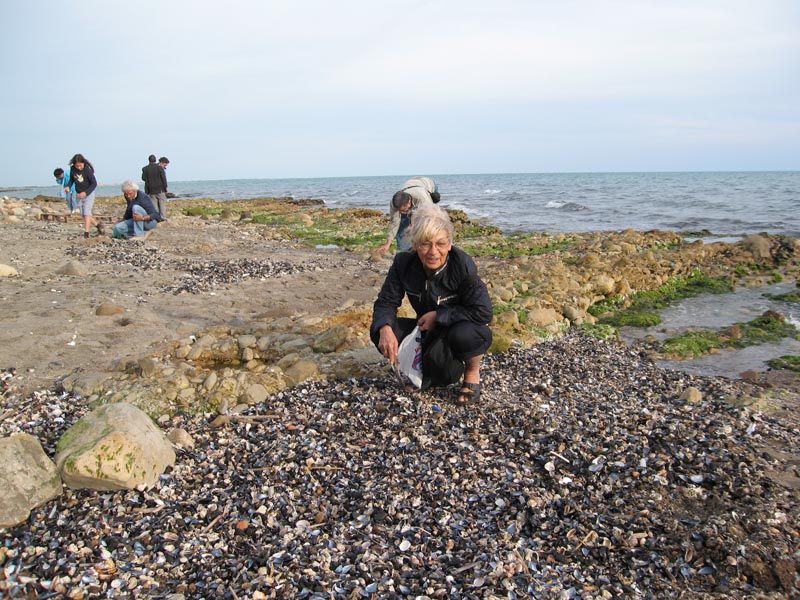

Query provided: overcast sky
[2,0,798,186]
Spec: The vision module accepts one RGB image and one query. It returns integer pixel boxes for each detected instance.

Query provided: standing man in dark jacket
[112,180,164,239]
[141,154,169,220]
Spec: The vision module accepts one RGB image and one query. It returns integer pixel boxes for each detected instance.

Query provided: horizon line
[3,168,799,190]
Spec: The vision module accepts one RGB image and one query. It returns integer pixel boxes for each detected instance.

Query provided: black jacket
[141,162,168,195]
[67,166,97,196]
[123,191,164,222]
[371,247,493,335]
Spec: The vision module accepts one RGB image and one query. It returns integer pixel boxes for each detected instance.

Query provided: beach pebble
[0,264,18,277]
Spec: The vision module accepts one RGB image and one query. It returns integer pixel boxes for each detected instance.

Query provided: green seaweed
[661,312,799,358]
[764,291,800,304]
[662,330,723,357]
[766,355,800,373]
[578,323,619,341]
[250,213,286,225]
[590,270,733,327]
[183,206,224,217]
[601,310,662,328]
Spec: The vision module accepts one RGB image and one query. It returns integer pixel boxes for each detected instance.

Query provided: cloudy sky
[1,0,798,186]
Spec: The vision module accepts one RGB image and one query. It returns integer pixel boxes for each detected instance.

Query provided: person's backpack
[402,183,441,203]
[420,329,464,390]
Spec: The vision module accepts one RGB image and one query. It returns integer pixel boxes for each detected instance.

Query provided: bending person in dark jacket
[111,180,164,239]
[371,204,493,404]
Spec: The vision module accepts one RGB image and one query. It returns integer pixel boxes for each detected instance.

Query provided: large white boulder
[55,402,175,491]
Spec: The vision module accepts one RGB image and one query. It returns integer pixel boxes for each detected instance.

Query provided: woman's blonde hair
[409,204,454,246]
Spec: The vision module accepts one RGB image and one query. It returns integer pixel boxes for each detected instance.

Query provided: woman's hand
[376,241,391,254]
[417,311,437,332]
[378,325,399,364]
[77,192,87,199]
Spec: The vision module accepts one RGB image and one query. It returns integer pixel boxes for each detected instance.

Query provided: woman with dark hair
[371,204,493,404]
[65,153,104,238]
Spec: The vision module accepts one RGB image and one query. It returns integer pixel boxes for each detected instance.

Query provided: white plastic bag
[396,325,424,389]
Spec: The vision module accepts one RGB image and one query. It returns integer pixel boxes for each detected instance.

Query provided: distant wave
[546,200,589,211]
[483,189,502,194]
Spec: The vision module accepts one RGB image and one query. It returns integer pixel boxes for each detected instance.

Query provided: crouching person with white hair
[112,180,164,239]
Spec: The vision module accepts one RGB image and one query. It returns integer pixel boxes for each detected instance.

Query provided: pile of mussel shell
[1,332,797,598]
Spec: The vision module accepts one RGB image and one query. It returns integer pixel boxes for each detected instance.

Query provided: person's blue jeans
[112,205,157,238]
[396,212,412,251]
[65,190,78,212]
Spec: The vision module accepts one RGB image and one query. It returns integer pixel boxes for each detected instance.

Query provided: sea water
[10,171,799,237]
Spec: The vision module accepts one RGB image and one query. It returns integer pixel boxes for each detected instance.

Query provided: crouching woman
[370,204,493,404]
[112,180,164,239]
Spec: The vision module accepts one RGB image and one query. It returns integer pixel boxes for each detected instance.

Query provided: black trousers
[371,317,492,361]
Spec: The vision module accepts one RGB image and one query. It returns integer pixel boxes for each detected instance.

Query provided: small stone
[680,386,703,403]
[167,428,195,450]
[138,358,157,377]
[209,415,230,428]
[0,264,19,277]
[56,261,87,276]
[96,303,125,316]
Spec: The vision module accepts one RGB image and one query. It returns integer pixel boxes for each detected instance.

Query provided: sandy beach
[1,195,799,598]
[0,196,388,396]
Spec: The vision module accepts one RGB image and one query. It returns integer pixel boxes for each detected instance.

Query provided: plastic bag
[396,325,424,389]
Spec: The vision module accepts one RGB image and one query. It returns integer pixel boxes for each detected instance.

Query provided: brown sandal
[455,382,481,405]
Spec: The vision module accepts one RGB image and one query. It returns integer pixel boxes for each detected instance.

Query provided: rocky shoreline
[1,194,799,598]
